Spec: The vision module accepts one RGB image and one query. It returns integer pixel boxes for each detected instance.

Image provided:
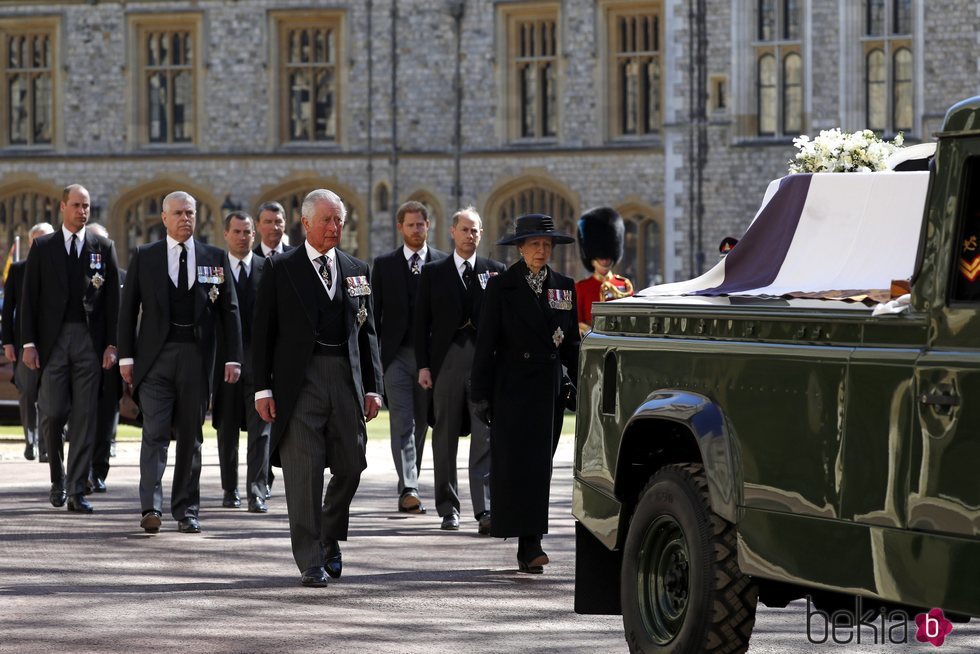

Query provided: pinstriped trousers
[278,354,367,572]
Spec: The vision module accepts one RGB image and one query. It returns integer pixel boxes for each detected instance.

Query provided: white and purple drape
[639,171,931,299]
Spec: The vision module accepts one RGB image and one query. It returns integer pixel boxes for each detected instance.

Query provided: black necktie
[69,234,78,263]
[236,260,247,296]
[317,255,332,291]
[462,261,473,289]
[177,243,188,292]
[410,252,421,275]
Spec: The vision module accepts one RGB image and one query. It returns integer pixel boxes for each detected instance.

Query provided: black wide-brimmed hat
[496,213,575,246]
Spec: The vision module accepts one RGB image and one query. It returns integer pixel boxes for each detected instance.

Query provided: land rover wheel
[621,463,757,654]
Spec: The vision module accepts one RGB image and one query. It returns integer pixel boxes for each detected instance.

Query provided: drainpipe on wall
[449,0,464,212]
[366,0,374,255]
[687,0,708,276]
[390,0,399,238]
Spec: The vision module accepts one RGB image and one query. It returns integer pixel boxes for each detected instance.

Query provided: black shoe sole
[67,504,94,514]
[301,577,328,588]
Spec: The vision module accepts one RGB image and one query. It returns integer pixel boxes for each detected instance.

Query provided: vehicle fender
[613,391,740,526]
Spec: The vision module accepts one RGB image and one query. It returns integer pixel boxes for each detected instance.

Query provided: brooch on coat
[356,305,368,327]
[547,289,573,311]
[89,253,104,288]
[198,266,224,303]
[477,271,498,290]
[345,275,371,297]
[553,326,564,347]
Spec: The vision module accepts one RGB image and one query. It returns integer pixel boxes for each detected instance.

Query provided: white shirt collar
[62,225,86,248]
[403,244,428,261]
[453,250,476,271]
[262,241,283,256]
[167,235,194,252]
[305,240,336,264]
[228,250,253,270]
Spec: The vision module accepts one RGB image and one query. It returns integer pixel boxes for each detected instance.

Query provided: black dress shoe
[517,535,549,574]
[140,510,162,533]
[222,489,241,508]
[49,484,67,508]
[247,496,268,513]
[84,479,94,496]
[324,541,342,579]
[177,516,201,533]
[92,478,107,493]
[398,489,426,514]
[24,442,36,461]
[67,494,94,514]
[301,566,328,588]
[265,478,273,500]
[440,513,460,531]
[39,451,49,463]
[477,511,491,536]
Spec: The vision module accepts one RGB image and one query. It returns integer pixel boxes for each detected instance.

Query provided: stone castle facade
[0,0,976,287]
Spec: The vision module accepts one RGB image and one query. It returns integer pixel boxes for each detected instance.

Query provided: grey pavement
[1,434,977,653]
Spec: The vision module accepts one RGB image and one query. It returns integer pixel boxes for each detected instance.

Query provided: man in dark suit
[372,200,447,514]
[86,222,124,494]
[253,189,383,588]
[118,191,243,534]
[21,184,121,513]
[251,200,293,497]
[2,222,54,462]
[252,201,295,259]
[415,208,504,534]
[212,210,270,513]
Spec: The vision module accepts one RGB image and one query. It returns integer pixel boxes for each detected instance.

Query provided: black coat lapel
[282,247,319,328]
[48,233,69,291]
[502,265,551,347]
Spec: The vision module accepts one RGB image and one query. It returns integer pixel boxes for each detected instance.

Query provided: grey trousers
[138,342,206,521]
[37,323,99,495]
[385,346,428,494]
[13,358,40,452]
[431,336,491,519]
[215,361,271,500]
[278,354,367,572]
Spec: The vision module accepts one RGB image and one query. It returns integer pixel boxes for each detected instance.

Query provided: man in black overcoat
[21,184,121,513]
[372,200,447,514]
[253,189,383,588]
[2,222,54,461]
[118,191,243,534]
[212,211,270,513]
[415,208,504,533]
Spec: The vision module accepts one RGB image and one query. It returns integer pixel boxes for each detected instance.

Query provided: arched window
[893,47,913,132]
[375,183,389,214]
[782,52,802,134]
[115,185,219,264]
[757,54,777,136]
[255,180,365,258]
[861,0,914,135]
[0,185,60,261]
[487,183,578,279]
[866,49,886,131]
[618,206,664,289]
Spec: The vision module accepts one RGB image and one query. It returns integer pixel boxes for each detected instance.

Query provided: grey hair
[451,206,481,228]
[29,222,55,238]
[87,222,109,238]
[163,191,196,212]
[301,189,346,225]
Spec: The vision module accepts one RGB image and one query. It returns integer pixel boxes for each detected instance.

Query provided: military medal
[553,326,564,347]
[477,271,497,290]
[208,285,220,303]
[345,275,371,297]
[89,252,103,270]
[547,289,573,311]
[91,272,104,289]
[356,305,368,327]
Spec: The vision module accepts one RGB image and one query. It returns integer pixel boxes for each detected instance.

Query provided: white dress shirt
[228,251,253,283]
[167,235,196,288]
[453,250,477,286]
[403,243,428,268]
[306,240,337,299]
[261,242,285,257]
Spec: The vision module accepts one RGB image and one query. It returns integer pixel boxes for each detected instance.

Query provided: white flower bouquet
[788,129,904,174]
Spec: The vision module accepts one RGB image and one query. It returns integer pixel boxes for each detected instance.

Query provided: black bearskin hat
[577,207,625,273]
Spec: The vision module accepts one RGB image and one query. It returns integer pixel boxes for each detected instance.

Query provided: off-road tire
[621,463,757,654]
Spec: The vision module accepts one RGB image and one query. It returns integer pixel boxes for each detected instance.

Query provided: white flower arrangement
[788,129,904,174]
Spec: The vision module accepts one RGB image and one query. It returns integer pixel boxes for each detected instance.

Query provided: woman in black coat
[471,214,580,573]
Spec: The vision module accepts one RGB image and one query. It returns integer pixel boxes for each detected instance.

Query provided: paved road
[1,434,976,653]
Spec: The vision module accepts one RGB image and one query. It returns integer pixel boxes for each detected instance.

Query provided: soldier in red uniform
[575,207,633,336]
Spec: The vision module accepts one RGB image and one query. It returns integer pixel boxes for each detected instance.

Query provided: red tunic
[576,276,603,325]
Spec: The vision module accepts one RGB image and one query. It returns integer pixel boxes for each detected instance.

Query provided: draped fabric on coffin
[638,171,931,300]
